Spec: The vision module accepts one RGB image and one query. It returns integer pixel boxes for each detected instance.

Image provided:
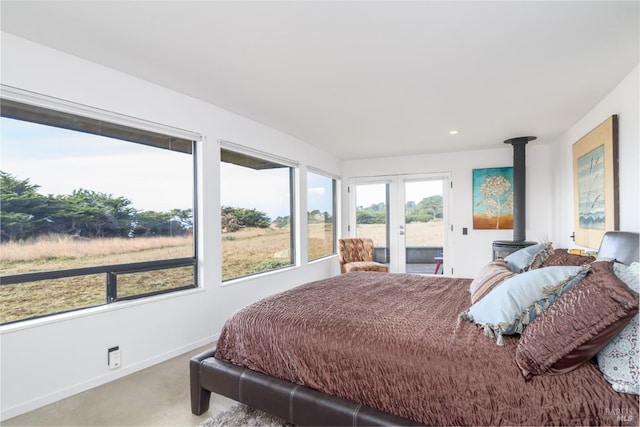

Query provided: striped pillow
[469,260,516,304]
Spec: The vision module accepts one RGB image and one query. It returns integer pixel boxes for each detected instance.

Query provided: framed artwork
[573,115,619,249]
[473,167,514,229]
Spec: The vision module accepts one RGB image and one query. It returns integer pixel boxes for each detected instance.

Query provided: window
[307,171,336,260]
[0,97,197,324]
[220,145,295,281]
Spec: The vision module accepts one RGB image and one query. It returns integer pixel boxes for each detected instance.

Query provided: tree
[405,195,443,223]
[229,207,271,228]
[55,189,135,237]
[356,210,385,224]
[0,172,52,241]
[221,207,241,233]
[273,216,290,228]
[0,171,192,240]
[133,210,173,237]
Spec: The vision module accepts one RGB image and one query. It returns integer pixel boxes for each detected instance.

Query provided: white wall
[342,144,553,278]
[549,65,639,248]
[0,33,341,420]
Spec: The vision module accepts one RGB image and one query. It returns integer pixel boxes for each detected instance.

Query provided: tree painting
[473,167,514,229]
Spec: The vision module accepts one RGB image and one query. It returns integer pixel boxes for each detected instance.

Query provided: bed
[191,231,639,425]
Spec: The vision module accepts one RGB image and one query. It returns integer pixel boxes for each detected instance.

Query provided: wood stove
[492,136,537,260]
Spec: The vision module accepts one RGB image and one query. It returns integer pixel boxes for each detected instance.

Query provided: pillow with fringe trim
[468,259,516,304]
[516,261,638,379]
[504,242,554,273]
[460,265,589,346]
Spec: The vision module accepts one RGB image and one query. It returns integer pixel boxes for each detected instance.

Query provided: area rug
[199,403,293,427]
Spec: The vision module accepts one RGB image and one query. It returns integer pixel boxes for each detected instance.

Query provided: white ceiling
[1,1,639,159]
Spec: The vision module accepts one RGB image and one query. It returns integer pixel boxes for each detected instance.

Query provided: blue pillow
[504,242,554,273]
[460,265,589,345]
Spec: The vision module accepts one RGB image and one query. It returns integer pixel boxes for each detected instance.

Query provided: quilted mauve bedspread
[216,272,638,426]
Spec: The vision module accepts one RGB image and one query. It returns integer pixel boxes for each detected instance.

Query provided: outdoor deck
[406,263,442,275]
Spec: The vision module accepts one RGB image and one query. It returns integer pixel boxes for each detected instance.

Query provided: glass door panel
[354,182,390,265]
[403,178,445,274]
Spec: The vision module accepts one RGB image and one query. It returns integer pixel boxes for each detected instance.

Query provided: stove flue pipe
[503,136,536,242]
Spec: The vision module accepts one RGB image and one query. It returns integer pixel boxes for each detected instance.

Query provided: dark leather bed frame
[190,231,639,426]
[190,348,418,426]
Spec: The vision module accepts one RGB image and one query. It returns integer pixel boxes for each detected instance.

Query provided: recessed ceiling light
[449,130,459,135]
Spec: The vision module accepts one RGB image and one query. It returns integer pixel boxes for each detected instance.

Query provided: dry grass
[1,234,192,275]
[356,220,444,247]
[308,223,335,261]
[221,223,336,280]
[0,234,193,323]
[222,226,292,280]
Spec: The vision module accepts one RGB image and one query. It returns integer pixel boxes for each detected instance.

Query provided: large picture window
[0,98,197,324]
[220,145,295,281]
[307,171,336,261]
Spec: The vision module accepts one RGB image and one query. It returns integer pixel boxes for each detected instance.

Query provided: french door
[349,174,451,274]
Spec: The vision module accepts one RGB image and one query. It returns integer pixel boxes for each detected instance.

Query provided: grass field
[0,234,193,323]
[221,223,334,280]
[357,220,444,247]
[1,221,442,323]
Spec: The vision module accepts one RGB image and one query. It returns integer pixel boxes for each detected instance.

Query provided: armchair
[338,238,389,274]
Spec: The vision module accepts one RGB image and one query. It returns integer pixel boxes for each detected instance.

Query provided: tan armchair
[338,238,389,274]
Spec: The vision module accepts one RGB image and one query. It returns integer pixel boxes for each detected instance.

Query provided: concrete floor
[2,345,235,426]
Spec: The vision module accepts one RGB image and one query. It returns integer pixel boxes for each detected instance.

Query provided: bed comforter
[216,272,638,426]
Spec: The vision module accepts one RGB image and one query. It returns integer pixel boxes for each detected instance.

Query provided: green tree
[0,172,52,241]
[405,195,443,223]
[1,171,192,240]
[133,210,173,236]
[228,207,271,228]
[56,189,135,237]
[356,210,386,224]
[273,216,290,228]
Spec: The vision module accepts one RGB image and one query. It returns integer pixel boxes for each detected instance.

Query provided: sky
[1,117,333,220]
[220,163,334,219]
[1,118,193,212]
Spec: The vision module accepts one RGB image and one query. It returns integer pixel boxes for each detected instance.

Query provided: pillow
[539,249,595,267]
[460,265,589,346]
[515,261,639,380]
[503,242,554,273]
[597,262,640,394]
[468,259,516,304]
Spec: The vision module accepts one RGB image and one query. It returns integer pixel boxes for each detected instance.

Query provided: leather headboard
[597,231,640,265]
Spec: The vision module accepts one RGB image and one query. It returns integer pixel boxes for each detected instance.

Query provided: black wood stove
[492,136,537,260]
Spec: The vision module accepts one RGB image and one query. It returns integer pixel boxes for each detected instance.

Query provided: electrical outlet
[108,346,121,369]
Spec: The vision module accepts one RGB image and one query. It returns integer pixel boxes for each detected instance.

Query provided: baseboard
[0,336,218,421]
